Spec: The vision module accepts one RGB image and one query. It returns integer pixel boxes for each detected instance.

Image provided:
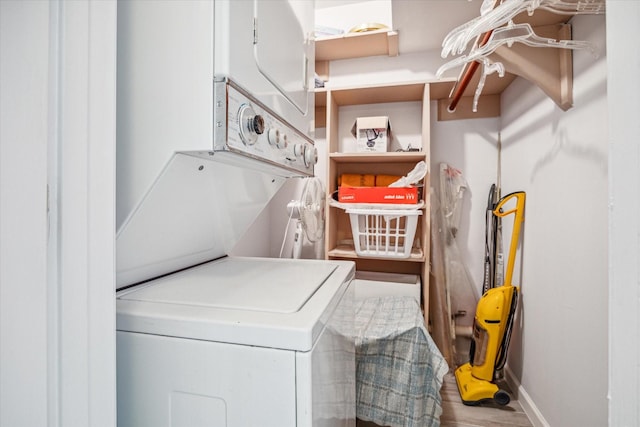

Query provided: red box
[338,186,419,204]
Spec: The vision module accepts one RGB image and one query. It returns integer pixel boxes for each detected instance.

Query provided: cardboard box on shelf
[351,116,391,152]
[338,185,419,204]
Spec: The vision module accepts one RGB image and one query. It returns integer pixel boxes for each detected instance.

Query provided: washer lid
[119,257,337,314]
[117,257,355,351]
[115,154,286,289]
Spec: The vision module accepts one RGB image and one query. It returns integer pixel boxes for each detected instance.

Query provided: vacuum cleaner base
[454,363,511,406]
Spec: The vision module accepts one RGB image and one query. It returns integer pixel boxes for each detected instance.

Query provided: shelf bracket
[488,23,575,111]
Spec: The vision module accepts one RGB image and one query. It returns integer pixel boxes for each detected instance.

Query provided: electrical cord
[279,205,296,258]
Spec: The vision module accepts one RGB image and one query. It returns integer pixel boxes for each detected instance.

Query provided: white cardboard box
[351,116,391,152]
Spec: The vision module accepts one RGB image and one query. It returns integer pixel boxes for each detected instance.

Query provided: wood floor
[439,372,533,427]
[356,372,533,427]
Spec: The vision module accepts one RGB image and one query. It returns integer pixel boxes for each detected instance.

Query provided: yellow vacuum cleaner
[455,191,526,406]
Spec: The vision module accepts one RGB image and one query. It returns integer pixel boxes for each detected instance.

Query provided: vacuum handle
[493,191,526,287]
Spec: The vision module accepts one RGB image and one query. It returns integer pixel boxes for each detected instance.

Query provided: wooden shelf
[329,152,426,163]
[327,245,425,262]
[316,82,428,128]
[330,82,425,105]
[316,29,398,62]
[315,29,398,81]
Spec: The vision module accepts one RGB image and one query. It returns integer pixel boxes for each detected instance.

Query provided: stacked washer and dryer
[115,1,355,426]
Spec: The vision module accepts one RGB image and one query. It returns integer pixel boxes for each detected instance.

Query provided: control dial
[267,128,288,149]
[238,104,264,145]
[293,143,318,168]
[304,145,318,167]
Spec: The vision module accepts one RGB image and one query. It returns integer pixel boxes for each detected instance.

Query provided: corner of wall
[505,366,550,427]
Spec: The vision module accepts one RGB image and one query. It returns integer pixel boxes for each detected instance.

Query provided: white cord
[279,206,296,258]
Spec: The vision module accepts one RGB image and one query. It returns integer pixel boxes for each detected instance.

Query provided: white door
[253,0,313,115]
[0,1,117,426]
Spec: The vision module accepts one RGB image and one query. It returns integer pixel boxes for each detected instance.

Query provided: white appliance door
[253,0,311,115]
[117,331,297,427]
[119,257,337,314]
[116,154,285,289]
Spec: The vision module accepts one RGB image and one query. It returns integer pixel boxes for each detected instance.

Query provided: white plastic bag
[389,161,428,187]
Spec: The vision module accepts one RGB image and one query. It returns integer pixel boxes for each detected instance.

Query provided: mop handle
[493,191,526,288]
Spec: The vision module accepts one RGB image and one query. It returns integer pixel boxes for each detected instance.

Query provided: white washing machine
[117,257,355,427]
[115,2,355,424]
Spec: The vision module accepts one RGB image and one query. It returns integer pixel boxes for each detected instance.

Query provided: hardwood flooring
[439,372,533,427]
[356,372,533,427]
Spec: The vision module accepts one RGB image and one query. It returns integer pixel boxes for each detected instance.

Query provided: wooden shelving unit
[317,81,432,319]
[314,12,581,320]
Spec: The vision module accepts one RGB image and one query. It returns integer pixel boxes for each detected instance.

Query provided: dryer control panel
[207,78,316,177]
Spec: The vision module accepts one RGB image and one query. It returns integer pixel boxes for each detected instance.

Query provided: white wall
[315,0,392,34]
[231,174,326,260]
[1,3,51,424]
[430,113,501,295]
[500,15,608,427]
[607,2,640,426]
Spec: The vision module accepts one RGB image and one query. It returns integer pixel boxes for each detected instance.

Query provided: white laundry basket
[346,208,421,259]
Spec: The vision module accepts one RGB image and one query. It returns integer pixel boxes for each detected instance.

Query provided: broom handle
[493,192,526,287]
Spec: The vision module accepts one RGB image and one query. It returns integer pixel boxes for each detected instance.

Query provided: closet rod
[447,30,493,112]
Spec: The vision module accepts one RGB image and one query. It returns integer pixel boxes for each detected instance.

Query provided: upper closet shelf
[315,29,398,81]
[316,29,399,62]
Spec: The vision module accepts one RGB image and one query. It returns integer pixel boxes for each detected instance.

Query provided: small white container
[346,208,421,259]
[350,116,391,153]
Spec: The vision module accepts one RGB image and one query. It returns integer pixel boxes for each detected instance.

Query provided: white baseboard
[505,366,550,427]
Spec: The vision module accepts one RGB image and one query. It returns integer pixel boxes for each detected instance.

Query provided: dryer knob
[304,145,318,167]
[278,134,288,149]
[268,128,287,149]
[292,144,316,167]
[238,104,263,145]
[293,143,305,158]
[252,115,265,135]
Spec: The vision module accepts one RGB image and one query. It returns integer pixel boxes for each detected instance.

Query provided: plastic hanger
[442,0,524,58]
[437,22,594,79]
[438,21,594,112]
[441,0,604,58]
[530,0,605,15]
[471,58,505,113]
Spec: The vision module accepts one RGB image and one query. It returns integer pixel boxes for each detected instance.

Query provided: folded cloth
[375,174,402,187]
[338,174,403,187]
[339,174,375,187]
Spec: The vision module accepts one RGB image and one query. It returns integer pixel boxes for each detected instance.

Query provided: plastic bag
[389,161,428,187]
[437,163,479,365]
